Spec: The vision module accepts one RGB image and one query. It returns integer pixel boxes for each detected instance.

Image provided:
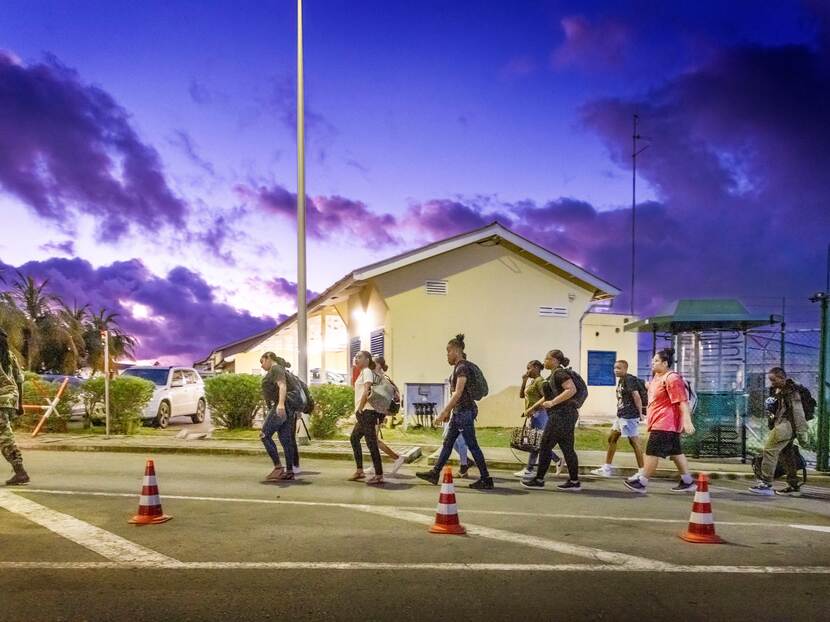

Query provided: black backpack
[796,385,816,421]
[285,370,316,414]
[630,375,648,415]
[457,361,489,401]
[544,368,589,409]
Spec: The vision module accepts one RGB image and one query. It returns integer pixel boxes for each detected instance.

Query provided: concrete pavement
[2,451,830,621]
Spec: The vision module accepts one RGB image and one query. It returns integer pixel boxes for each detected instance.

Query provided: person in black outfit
[521,349,582,491]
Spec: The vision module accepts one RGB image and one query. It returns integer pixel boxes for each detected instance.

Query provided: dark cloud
[236,183,400,248]
[402,199,512,240]
[0,52,187,240]
[268,277,318,302]
[39,240,75,256]
[0,257,276,363]
[168,130,216,177]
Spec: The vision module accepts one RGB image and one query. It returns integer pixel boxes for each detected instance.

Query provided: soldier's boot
[5,463,29,486]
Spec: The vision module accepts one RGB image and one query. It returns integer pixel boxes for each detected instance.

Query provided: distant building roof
[624,299,782,333]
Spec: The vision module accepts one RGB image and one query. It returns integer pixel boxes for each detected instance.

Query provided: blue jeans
[527,409,561,468]
[434,409,489,478]
[261,410,295,469]
[443,420,469,466]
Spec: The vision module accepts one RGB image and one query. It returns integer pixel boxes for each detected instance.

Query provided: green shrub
[204,374,262,429]
[309,384,354,439]
[14,373,79,432]
[83,376,155,434]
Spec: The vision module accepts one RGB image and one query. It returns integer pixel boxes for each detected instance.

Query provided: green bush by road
[83,376,155,434]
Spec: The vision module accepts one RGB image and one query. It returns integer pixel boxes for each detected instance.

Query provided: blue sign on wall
[587,350,617,386]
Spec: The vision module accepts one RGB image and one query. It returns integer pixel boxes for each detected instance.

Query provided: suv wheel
[191,399,206,424]
[155,401,171,429]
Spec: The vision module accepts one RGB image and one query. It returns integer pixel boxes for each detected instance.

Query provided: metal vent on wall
[370,329,385,357]
[349,337,361,363]
[425,280,448,295]
[538,306,568,318]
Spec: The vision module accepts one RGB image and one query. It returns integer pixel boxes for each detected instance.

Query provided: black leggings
[291,417,300,468]
[536,409,579,481]
[351,411,383,475]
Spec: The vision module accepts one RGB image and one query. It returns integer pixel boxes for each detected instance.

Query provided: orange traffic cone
[679,473,723,544]
[128,459,173,525]
[429,466,466,535]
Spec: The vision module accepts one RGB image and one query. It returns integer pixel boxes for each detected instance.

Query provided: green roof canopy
[624,299,782,334]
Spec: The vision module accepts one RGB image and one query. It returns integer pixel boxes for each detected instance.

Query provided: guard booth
[625,299,782,460]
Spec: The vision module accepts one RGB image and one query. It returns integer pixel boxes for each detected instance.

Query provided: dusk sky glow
[1,0,829,363]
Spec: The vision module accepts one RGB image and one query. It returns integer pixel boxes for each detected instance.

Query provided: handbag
[510,418,544,453]
[367,372,395,415]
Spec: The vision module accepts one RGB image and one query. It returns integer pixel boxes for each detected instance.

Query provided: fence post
[813,292,829,472]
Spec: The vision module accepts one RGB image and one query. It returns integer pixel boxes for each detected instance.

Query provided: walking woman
[515,359,562,479]
[521,350,582,491]
[349,351,385,485]
[365,356,406,477]
[259,352,295,481]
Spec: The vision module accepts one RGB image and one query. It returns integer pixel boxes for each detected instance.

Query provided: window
[538,306,568,318]
[122,368,170,386]
[587,350,617,386]
[349,337,361,364]
[370,329,385,357]
[185,370,200,384]
[425,280,448,295]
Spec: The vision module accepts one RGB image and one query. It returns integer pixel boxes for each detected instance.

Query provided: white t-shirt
[355,367,376,409]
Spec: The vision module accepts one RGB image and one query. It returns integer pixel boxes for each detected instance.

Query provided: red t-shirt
[646,372,688,432]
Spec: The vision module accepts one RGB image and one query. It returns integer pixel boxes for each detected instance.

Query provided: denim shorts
[612,417,641,438]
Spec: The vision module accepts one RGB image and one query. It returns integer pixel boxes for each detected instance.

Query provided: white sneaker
[513,468,534,478]
[292,466,302,475]
[365,467,375,477]
[390,455,406,475]
[590,465,614,477]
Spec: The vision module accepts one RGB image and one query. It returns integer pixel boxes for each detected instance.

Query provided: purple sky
[1,0,828,363]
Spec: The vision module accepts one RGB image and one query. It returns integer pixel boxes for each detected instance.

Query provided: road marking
[0,490,180,565]
[0,561,829,574]
[355,504,668,569]
[790,524,830,533]
[19,488,826,531]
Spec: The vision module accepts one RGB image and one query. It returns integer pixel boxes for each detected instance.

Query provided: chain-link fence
[637,328,822,460]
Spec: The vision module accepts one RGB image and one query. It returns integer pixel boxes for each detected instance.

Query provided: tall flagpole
[297,0,308,382]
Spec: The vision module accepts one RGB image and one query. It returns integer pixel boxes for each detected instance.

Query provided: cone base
[679,530,724,544]
[430,523,466,535]
[129,514,173,525]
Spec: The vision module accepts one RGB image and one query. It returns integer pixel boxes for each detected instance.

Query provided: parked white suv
[121,366,206,428]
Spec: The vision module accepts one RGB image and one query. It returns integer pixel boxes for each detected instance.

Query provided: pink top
[646,372,688,432]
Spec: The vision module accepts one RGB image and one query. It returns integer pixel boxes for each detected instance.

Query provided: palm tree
[84,309,137,373]
[59,300,90,368]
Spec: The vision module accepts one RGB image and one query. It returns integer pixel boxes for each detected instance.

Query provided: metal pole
[102,329,110,437]
[296,0,308,383]
[741,331,748,463]
[816,293,829,471]
[780,297,786,368]
[630,114,637,315]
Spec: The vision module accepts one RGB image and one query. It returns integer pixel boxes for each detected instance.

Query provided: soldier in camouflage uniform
[0,328,29,485]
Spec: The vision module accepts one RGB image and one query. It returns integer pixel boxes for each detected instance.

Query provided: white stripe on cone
[694,492,711,503]
[139,495,161,507]
[440,484,455,494]
[689,512,714,525]
[436,503,458,516]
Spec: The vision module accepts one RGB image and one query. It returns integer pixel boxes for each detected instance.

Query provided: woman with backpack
[515,359,562,479]
[521,350,582,491]
[349,350,385,486]
[623,348,696,494]
[364,356,406,477]
[259,352,296,482]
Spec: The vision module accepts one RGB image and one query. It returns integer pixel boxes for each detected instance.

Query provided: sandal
[348,472,366,481]
[277,470,295,481]
[265,467,284,481]
[366,475,385,486]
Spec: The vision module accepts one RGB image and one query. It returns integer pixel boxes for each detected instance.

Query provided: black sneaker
[671,480,697,493]
[457,464,471,478]
[557,480,582,492]
[775,485,801,496]
[415,470,440,485]
[624,478,647,494]
[469,477,494,490]
[521,478,545,490]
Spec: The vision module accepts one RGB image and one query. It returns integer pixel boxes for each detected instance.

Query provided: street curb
[20,442,424,465]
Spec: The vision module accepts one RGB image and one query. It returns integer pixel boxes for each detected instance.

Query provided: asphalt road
[1,451,829,621]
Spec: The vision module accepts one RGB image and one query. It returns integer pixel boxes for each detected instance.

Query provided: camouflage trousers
[0,407,23,467]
